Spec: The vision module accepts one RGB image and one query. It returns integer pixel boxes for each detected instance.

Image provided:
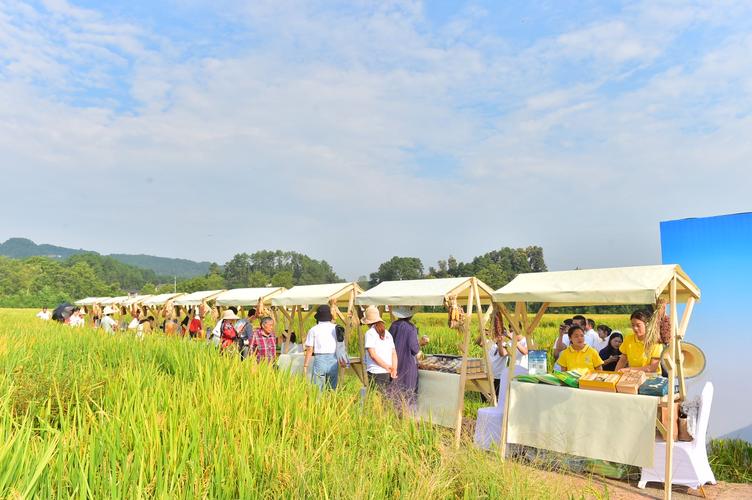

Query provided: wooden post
[500,301,524,460]
[297,307,304,350]
[453,283,475,447]
[675,296,695,400]
[474,281,496,405]
[664,277,678,500]
[525,302,550,348]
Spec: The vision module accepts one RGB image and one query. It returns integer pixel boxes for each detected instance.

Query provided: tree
[223,253,252,288]
[271,271,294,289]
[369,256,424,286]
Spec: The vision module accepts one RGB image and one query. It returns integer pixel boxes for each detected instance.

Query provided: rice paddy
[0,308,745,498]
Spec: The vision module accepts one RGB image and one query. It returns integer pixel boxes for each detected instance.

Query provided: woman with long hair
[598,331,624,371]
[614,310,662,373]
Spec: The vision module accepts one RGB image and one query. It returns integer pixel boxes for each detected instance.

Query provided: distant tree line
[2,244,630,313]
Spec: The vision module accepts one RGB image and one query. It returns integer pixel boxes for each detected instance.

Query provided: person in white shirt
[127,310,141,330]
[593,324,612,352]
[303,305,341,391]
[69,309,85,327]
[362,305,397,393]
[583,318,599,348]
[36,307,51,320]
[100,306,118,334]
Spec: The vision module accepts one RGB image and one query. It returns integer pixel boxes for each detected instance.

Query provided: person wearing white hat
[362,305,397,393]
[100,306,118,334]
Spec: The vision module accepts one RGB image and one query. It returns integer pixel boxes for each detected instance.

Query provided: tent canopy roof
[75,297,109,306]
[492,264,700,306]
[122,295,152,306]
[142,293,185,307]
[271,283,362,307]
[214,287,285,307]
[356,277,494,306]
[173,290,225,306]
[100,295,130,306]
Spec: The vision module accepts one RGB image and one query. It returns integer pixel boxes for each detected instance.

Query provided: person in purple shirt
[389,306,428,413]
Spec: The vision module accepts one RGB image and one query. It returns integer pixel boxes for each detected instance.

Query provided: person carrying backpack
[219,310,240,351]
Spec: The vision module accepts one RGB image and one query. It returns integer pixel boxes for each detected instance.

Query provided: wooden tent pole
[297,307,304,349]
[664,277,678,500]
[473,280,496,406]
[525,302,550,346]
[453,283,475,448]
[500,301,523,460]
[676,296,695,400]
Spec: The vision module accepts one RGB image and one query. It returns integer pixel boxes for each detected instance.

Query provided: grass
[708,439,752,483]
[1,308,747,498]
[0,308,602,498]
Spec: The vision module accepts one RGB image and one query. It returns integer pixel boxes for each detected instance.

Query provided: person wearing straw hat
[389,306,426,410]
[362,305,398,393]
[100,306,118,334]
[303,305,341,391]
[219,309,241,352]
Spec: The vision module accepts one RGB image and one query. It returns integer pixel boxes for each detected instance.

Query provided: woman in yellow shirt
[557,326,604,372]
[615,310,662,373]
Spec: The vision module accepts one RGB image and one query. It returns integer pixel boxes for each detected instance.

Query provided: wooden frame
[494,267,700,500]
[271,283,365,385]
[355,277,496,447]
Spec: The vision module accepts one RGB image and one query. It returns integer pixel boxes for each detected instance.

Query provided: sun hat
[221,310,239,321]
[103,306,116,315]
[361,305,384,325]
[392,306,417,319]
[314,305,332,322]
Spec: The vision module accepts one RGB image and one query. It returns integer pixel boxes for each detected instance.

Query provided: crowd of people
[480,310,666,397]
[35,303,666,406]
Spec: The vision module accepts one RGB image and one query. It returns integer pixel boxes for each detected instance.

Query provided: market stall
[214,287,285,325]
[271,283,364,382]
[491,264,700,500]
[74,296,110,325]
[355,276,495,446]
[121,294,153,318]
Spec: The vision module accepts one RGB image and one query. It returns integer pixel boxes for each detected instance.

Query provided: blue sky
[1,0,752,278]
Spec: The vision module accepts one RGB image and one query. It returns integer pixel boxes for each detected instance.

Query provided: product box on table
[638,376,669,397]
[616,369,647,394]
[579,371,621,393]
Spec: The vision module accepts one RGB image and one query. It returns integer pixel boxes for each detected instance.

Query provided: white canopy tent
[356,277,495,445]
[142,293,185,307]
[271,283,362,308]
[75,297,110,306]
[492,264,699,306]
[173,290,225,307]
[272,283,364,381]
[100,296,130,306]
[122,295,152,307]
[214,287,285,307]
[492,264,701,500]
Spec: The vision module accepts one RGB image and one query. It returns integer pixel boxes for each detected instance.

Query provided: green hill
[0,238,210,278]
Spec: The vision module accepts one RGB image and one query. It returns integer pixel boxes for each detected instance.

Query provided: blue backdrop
[661,212,751,441]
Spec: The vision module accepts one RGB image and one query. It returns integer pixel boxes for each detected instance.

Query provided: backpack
[189,318,202,333]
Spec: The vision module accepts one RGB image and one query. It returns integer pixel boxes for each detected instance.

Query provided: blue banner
[661,212,751,441]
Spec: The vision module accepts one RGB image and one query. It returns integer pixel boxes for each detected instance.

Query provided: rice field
[1,308,745,497]
[0,308,617,498]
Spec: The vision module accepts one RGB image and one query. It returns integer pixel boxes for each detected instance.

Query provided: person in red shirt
[250,316,277,363]
[188,310,203,339]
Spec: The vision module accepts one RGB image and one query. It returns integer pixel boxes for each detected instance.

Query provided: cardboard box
[579,371,621,392]
[616,369,647,394]
[659,402,679,441]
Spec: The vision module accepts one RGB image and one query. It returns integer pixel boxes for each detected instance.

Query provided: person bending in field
[303,305,341,391]
[249,316,277,363]
[556,325,604,373]
[615,310,662,374]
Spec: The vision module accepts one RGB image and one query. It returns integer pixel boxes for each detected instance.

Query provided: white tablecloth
[416,370,462,428]
[507,381,658,467]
